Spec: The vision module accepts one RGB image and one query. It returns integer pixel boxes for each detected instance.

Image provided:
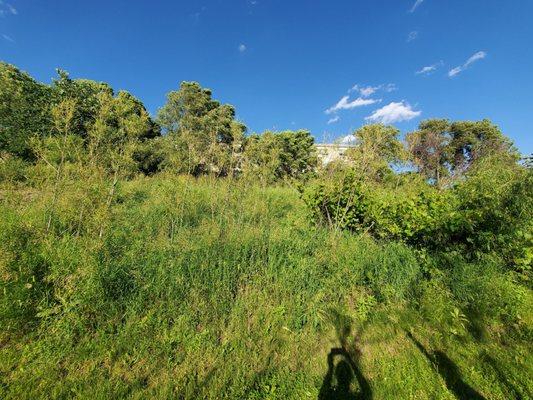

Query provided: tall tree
[344,124,405,181]
[448,119,517,172]
[406,119,451,187]
[157,81,241,175]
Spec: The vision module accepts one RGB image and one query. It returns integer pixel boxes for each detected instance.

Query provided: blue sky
[1,0,532,154]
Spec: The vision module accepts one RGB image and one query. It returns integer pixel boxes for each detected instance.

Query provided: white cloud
[416,61,443,75]
[238,43,247,52]
[2,33,14,42]
[448,66,462,77]
[327,116,340,124]
[448,51,487,77]
[365,101,421,124]
[339,135,357,145]
[351,84,377,97]
[407,31,418,42]
[383,83,397,92]
[416,66,436,74]
[350,83,396,97]
[325,95,380,114]
[359,86,377,97]
[409,0,424,13]
[465,51,486,67]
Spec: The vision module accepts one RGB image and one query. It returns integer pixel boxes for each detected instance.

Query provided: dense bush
[303,157,532,272]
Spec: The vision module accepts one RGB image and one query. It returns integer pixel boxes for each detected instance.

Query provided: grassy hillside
[1,175,531,399]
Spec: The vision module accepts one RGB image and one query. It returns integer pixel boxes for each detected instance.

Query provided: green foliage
[406,118,519,186]
[303,172,455,246]
[0,176,531,398]
[0,153,30,183]
[450,156,533,270]
[0,64,160,174]
[362,241,421,302]
[0,62,53,158]
[304,154,532,272]
[158,81,243,175]
[344,124,405,181]
[242,130,317,183]
[0,211,53,332]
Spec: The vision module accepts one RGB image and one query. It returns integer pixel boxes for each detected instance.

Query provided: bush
[302,172,454,247]
[303,157,533,272]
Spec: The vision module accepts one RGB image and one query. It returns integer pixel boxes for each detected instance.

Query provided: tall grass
[1,174,531,399]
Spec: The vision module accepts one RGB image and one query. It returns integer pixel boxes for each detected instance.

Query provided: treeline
[0,62,316,183]
[0,61,527,185]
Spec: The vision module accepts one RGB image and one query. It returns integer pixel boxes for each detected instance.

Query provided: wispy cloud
[359,86,377,97]
[416,61,443,75]
[238,43,247,52]
[448,51,487,77]
[365,101,421,124]
[407,31,418,42]
[7,3,16,14]
[409,0,424,13]
[350,83,396,97]
[0,1,17,16]
[2,33,14,42]
[327,116,340,124]
[326,95,380,114]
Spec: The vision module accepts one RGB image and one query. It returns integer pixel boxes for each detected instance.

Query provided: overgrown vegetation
[1,62,532,399]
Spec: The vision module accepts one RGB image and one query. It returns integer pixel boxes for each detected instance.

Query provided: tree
[277,130,317,180]
[157,82,241,175]
[242,130,317,183]
[406,119,451,187]
[448,119,518,172]
[242,131,283,183]
[0,62,53,158]
[407,119,518,186]
[344,124,405,181]
[52,70,114,139]
[0,64,161,169]
[87,90,154,175]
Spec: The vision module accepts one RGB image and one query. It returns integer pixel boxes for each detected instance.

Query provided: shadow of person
[406,331,485,400]
[318,310,372,400]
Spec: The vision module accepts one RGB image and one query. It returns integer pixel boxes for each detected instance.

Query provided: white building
[315,144,355,165]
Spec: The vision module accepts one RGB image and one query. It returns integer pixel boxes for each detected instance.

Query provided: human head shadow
[318,310,372,400]
[406,331,485,400]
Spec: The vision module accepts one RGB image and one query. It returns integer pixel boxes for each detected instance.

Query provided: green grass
[1,174,532,399]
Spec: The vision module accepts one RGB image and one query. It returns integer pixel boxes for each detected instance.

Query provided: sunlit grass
[0,175,531,399]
